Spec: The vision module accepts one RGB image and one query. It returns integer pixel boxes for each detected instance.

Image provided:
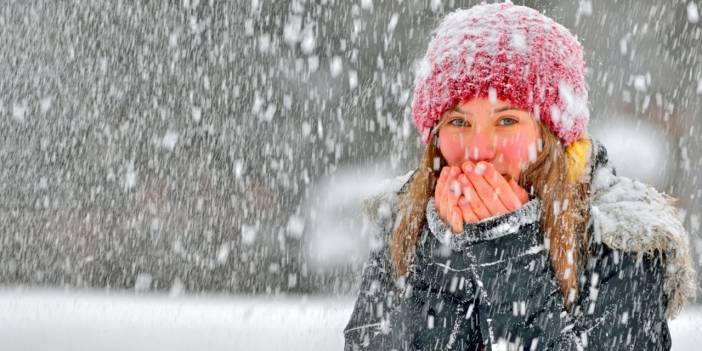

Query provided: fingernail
[450,180,461,195]
[474,162,486,176]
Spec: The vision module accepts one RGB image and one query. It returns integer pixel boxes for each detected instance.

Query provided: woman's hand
[436,162,530,233]
[458,161,530,223]
[435,166,466,234]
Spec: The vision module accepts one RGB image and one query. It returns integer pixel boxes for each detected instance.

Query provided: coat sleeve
[572,245,671,350]
[343,209,404,350]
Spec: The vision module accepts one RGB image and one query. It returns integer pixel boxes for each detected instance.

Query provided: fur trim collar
[588,141,696,319]
[360,170,414,228]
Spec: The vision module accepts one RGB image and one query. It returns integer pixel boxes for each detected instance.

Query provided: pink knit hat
[411,3,589,146]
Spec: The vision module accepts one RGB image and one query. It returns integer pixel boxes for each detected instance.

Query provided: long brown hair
[390,122,590,309]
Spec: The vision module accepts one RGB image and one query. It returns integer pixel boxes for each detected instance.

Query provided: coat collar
[425,196,541,249]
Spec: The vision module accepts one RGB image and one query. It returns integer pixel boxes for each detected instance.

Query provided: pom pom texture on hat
[411,3,589,145]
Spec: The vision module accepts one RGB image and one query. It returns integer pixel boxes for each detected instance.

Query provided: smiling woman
[343,3,695,351]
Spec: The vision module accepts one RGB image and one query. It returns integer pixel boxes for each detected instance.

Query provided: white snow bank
[0,290,352,351]
[0,290,699,350]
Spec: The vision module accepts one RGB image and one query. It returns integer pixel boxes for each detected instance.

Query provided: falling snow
[0,1,700,350]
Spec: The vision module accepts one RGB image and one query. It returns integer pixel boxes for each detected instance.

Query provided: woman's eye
[498,117,518,126]
[449,119,468,127]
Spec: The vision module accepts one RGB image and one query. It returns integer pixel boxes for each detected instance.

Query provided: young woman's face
[437,98,542,180]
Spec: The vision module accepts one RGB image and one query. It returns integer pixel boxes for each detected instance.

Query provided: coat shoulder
[587,138,696,319]
[360,169,416,229]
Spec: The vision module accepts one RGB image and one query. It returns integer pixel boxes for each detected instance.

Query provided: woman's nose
[465,131,497,162]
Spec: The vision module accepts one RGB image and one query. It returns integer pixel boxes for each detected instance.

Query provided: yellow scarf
[565,136,590,184]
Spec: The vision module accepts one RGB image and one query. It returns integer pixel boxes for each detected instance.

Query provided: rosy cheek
[438,135,465,166]
[500,134,537,169]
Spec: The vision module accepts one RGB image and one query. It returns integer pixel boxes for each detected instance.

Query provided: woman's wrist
[426,196,541,250]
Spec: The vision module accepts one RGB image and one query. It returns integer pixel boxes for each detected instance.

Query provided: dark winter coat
[343,139,695,351]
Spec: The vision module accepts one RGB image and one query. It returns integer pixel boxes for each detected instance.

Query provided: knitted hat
[411,3,589,146]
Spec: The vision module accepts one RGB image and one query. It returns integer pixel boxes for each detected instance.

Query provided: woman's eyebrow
[449,107,472,115]
[493,105,521,113]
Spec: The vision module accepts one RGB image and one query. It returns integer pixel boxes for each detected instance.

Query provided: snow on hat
[411,2,589,146]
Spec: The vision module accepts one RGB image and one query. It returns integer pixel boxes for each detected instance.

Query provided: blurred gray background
[1,0,700,301]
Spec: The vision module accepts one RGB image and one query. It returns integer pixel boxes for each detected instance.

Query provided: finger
[481,163,522,211]
[465,164,509,216]
[439,167,459,223]
[439,183,449,224]
[435,168,447,207]
[450,166,462,178]
[461,160,476,174]
[509,178,530,204]
[436,167,449,197]
[446,166,461,199]
[457,174,491,220]
[447,179,462,215]
[444,167,463,225]
[458,196,480,224]
[450,205,464,234]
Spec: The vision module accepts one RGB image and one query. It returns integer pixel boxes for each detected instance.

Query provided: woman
[344,3,695,351]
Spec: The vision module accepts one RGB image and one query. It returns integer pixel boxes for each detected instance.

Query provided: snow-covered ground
[0,290,699,350]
